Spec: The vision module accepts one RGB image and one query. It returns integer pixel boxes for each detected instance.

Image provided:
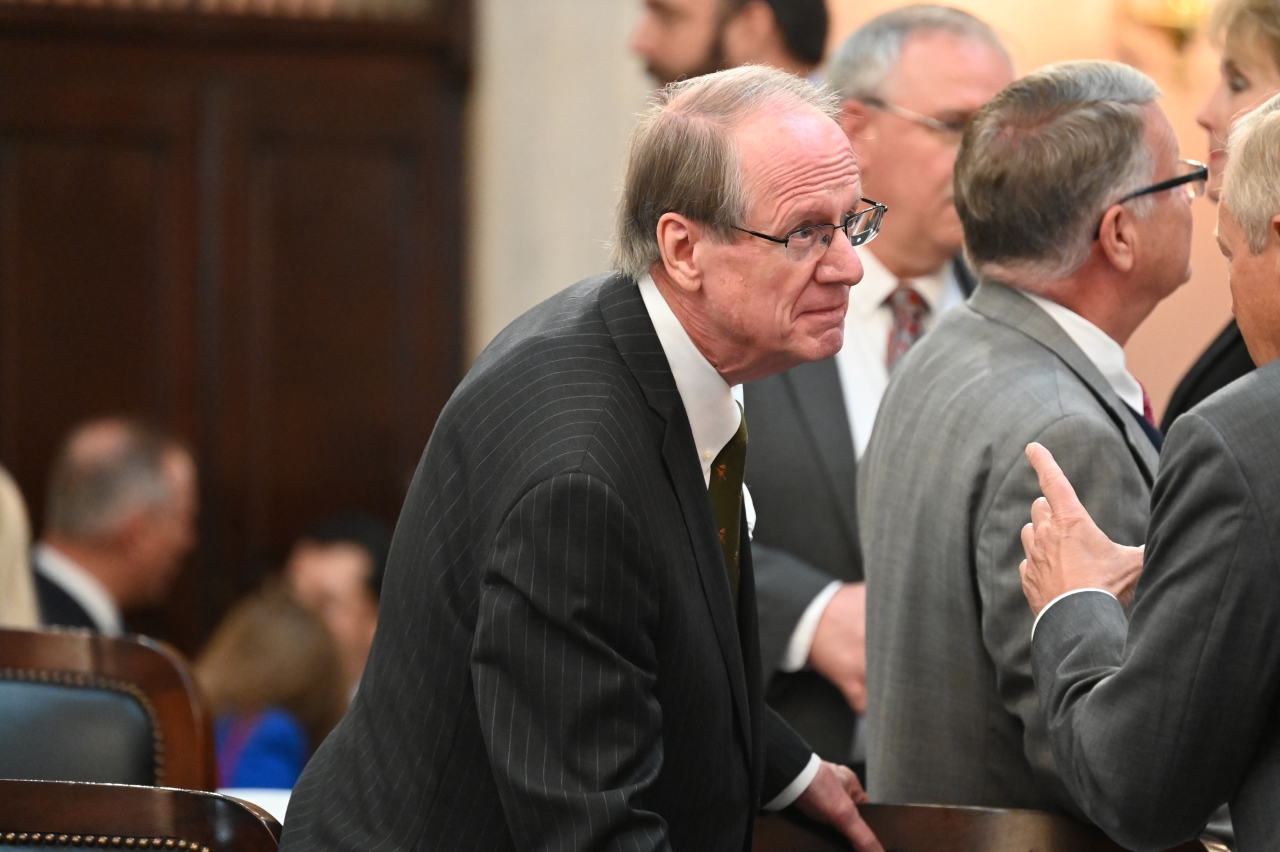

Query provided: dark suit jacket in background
[745,257,975,764]
[32,556,98,631]
[279,273,811,852]
[858,281,1158,818]
[1033,358,1280,852]
[1160,319,1255,432]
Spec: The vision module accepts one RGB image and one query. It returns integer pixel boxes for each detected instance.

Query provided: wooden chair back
[0,779,280,852]
[0,628,217,790]
[755,805,1210,852]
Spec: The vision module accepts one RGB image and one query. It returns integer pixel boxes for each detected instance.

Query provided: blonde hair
[1210,0,1280,71]
[1223,93,1280,253]
[195,581,347,751]
[612,65,840,281]
[0,465,39,629]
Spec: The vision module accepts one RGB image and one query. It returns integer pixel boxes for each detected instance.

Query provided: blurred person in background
[1162,0,1280,428]
[285,512,391,701]
[744,5,1012,777]
[0,465,39,629]
[34,418,198,635]
[197,581,347,789]
[631,0,828,85]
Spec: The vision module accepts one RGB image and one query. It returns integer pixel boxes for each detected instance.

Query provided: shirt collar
[638,274,743,486]
[1023,293,1145,413]
[34,543,124,636]
[847,248,953,320]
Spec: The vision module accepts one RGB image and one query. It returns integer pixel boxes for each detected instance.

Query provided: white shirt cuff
[1031,588,1118,641]
[780,581,842,673]
[763,752,822,811]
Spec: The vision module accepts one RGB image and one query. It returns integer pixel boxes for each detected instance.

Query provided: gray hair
[612,65,840,281]
[955,60,1161,281]
[1223,94,1280,254]
[826,5,1010,101]
[45,418,183,540]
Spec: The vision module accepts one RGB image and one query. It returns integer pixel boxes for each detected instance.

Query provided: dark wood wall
[0,3,469,654]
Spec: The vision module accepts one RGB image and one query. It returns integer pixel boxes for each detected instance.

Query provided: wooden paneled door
[0,4,468,654]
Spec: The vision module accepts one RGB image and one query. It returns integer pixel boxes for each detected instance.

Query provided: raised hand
[1019,442,1145,616]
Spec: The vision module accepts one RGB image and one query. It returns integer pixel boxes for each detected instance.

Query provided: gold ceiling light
[1121,0,1211,53]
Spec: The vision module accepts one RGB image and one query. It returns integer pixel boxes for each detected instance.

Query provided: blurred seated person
[196,582,346,789]
[284,512,391,700]
[0,464,39,629]
[34,418,198,635]
[630,0,828,86]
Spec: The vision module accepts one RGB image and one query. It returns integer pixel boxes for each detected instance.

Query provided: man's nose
[818,228,865,286]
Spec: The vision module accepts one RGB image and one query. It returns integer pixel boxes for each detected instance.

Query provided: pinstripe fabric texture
[279,273,811,852]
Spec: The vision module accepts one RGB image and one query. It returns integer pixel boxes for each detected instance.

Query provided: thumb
[1025,442,1083,515]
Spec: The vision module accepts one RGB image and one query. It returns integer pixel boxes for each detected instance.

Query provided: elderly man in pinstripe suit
[280,66,883,852]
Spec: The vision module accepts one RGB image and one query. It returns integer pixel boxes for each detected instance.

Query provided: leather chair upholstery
[0,679,157,785]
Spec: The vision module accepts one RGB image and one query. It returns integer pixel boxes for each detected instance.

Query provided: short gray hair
[826,5,1010,101]
[1223,94,1280,254]
[46,418,183,540]
[955,60,1161,281]
[612,65,840,281]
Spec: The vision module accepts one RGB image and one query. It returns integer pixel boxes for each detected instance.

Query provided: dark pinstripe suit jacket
[279,273,812,852]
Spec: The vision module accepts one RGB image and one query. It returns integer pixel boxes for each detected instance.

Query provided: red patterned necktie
[885,285,931,371]
[1140,382,1156,428]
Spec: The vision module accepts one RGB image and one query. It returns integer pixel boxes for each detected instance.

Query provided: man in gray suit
[746,5,1011,771]
[1019,96,1280,852]
[858,60,1200,814]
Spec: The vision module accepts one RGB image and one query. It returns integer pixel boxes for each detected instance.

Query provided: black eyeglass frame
[1092,160,1208,240]
[732,197,888,260]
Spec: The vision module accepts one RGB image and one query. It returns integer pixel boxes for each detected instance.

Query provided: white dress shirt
[638,274,816,809]
[34,543,123,636]
[1022,292,1149,636]
[837,249,965,461]
[781,250,967,677]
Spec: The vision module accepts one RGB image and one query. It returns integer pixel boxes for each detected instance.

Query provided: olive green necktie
[708,409,747,601]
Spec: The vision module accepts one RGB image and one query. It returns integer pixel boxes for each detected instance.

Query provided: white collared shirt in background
[638,273,813,808]
[836,249,965,461]
[782,250,966,678]
[34,543,123,636]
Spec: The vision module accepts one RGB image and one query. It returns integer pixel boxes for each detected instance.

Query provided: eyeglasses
[1092,159,1208,239]
[861,96,971,137]
[732,197,888,262]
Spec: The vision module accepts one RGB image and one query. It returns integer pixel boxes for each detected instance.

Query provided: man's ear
[839,99,872,157]
[655,212,704,293]
[1096,204,1137,273]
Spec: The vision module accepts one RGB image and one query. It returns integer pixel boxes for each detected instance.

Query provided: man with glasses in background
[857,60,1205,820]
[742,5,1012,781]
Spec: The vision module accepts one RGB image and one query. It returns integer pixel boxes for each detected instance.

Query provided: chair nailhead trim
[0,833,207,850]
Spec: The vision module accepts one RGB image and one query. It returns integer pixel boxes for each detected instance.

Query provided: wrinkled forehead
[735,105,861,219]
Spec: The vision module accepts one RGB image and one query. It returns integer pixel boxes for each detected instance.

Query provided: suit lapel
[968,280,1160,485]
[599,275,754,756]
[781,358,860,549]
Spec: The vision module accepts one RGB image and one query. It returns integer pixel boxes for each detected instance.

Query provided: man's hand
[794,761,884,852]
[807,582,867,713]
[1020,443,1145,616]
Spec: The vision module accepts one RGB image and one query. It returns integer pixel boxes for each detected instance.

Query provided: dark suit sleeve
[753,544,838,681]
[1031,413,1280,852]
[761,705,818,805]
[473,472,669,852]
[975,414,1150,821]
